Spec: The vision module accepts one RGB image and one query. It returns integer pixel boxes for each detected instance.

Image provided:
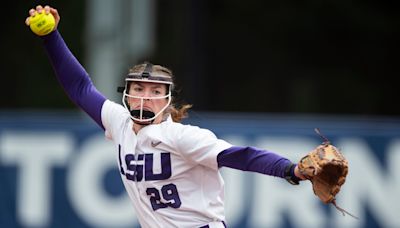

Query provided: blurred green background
[2,1,399,116]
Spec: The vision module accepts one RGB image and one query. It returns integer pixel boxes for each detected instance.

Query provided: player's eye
[133,86,143,93]
[153,90,162,95]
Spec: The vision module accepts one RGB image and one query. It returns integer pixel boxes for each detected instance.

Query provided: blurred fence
[1,111,399,228]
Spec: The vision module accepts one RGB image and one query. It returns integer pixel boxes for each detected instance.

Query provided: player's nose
[143,89,152,99]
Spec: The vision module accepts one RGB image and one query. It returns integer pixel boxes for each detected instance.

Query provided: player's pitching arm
[25,5,107,129]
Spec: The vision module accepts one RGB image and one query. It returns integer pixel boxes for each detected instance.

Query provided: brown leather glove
[298,142,348,204]
[298,129,357,218]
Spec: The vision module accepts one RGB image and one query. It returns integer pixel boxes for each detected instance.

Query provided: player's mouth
[133,106,153,112]
[130,109,155,120]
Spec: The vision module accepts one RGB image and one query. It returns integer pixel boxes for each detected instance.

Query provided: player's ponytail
[168,103,192,122]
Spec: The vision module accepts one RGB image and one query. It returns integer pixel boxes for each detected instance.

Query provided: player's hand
[25,5,60,30]
[294,165,307,180]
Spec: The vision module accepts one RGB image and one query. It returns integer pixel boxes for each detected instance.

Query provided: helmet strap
[141,62,153,78]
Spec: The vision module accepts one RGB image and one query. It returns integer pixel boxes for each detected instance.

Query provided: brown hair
[128,63,192,122]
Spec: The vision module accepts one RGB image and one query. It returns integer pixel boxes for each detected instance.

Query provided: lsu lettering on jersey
[101,100,232,228]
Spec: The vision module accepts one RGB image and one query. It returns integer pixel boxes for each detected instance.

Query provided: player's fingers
[25,17,30,26]
[49,8,60,27]
[29,8,36,16]
[50,8,59,16]
[26,8,36,26]
[36,5,43,13]
[44,5,51,14]
[50,8,59,17]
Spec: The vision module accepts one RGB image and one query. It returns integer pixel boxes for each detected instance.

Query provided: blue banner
[1,111,399,228]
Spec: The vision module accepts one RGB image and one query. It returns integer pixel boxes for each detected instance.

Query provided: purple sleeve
[217,146,293,178]
[42,30,106,129]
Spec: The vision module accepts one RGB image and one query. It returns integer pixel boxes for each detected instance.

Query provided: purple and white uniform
[43,30,294,228]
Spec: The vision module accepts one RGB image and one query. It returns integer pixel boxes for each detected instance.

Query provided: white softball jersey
[101,100,232,228]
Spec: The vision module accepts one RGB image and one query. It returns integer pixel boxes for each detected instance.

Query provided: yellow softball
[29,11,55,36]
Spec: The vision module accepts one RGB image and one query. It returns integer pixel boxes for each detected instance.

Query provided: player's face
[128,82,169,124]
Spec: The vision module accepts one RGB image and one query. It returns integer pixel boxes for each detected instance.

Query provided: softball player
[26,5,305,228]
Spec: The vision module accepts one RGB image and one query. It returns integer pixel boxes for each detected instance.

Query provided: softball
[29,12,55,36]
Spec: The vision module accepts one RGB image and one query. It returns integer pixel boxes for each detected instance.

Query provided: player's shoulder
[160,117,198,131]
[103,100,129,114]
[102,100,130,120]
[160,118,216,138]
[102,100,131,134]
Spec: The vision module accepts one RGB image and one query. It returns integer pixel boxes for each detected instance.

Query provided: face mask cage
[122,86,172,124]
